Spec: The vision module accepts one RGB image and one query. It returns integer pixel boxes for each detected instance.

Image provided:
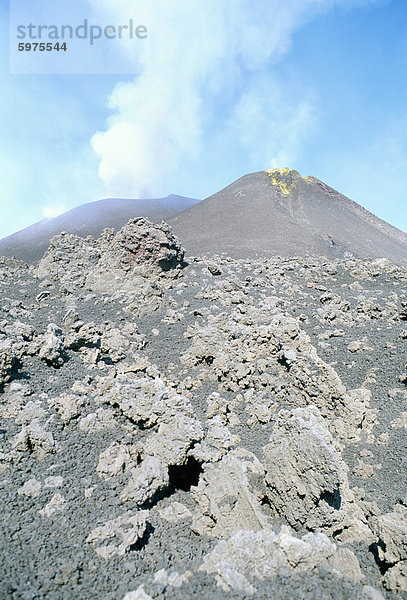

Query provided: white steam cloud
[90,0,376,198]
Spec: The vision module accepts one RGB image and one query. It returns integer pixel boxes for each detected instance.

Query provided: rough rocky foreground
[0,217,406,600]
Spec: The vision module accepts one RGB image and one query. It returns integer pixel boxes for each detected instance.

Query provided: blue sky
[0,0,406,239]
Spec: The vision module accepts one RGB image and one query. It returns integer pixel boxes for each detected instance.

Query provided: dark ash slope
[0,194,199,265]
[169,169,407,264]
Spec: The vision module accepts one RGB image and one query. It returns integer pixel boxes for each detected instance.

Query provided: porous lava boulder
[95,218,185,276]
[36,232,100,288]
[0,342,19,390]
[36,218,185,292]
[87,218,185,293]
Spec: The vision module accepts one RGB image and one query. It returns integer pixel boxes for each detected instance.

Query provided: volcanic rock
[0,216,405,600]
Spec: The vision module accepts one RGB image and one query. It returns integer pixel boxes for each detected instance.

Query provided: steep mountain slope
[169,169,407,263]
[0,194,199,264]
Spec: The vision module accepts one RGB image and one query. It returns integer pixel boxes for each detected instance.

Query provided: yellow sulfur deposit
[265,168,311,196]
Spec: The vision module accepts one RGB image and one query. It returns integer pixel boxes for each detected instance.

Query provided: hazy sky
[0,0,406,239]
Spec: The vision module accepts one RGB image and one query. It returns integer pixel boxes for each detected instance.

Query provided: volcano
[169,169,407,263]
[0,194,199,264]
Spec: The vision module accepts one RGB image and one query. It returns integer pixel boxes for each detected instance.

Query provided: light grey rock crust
[0,224,406,600]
